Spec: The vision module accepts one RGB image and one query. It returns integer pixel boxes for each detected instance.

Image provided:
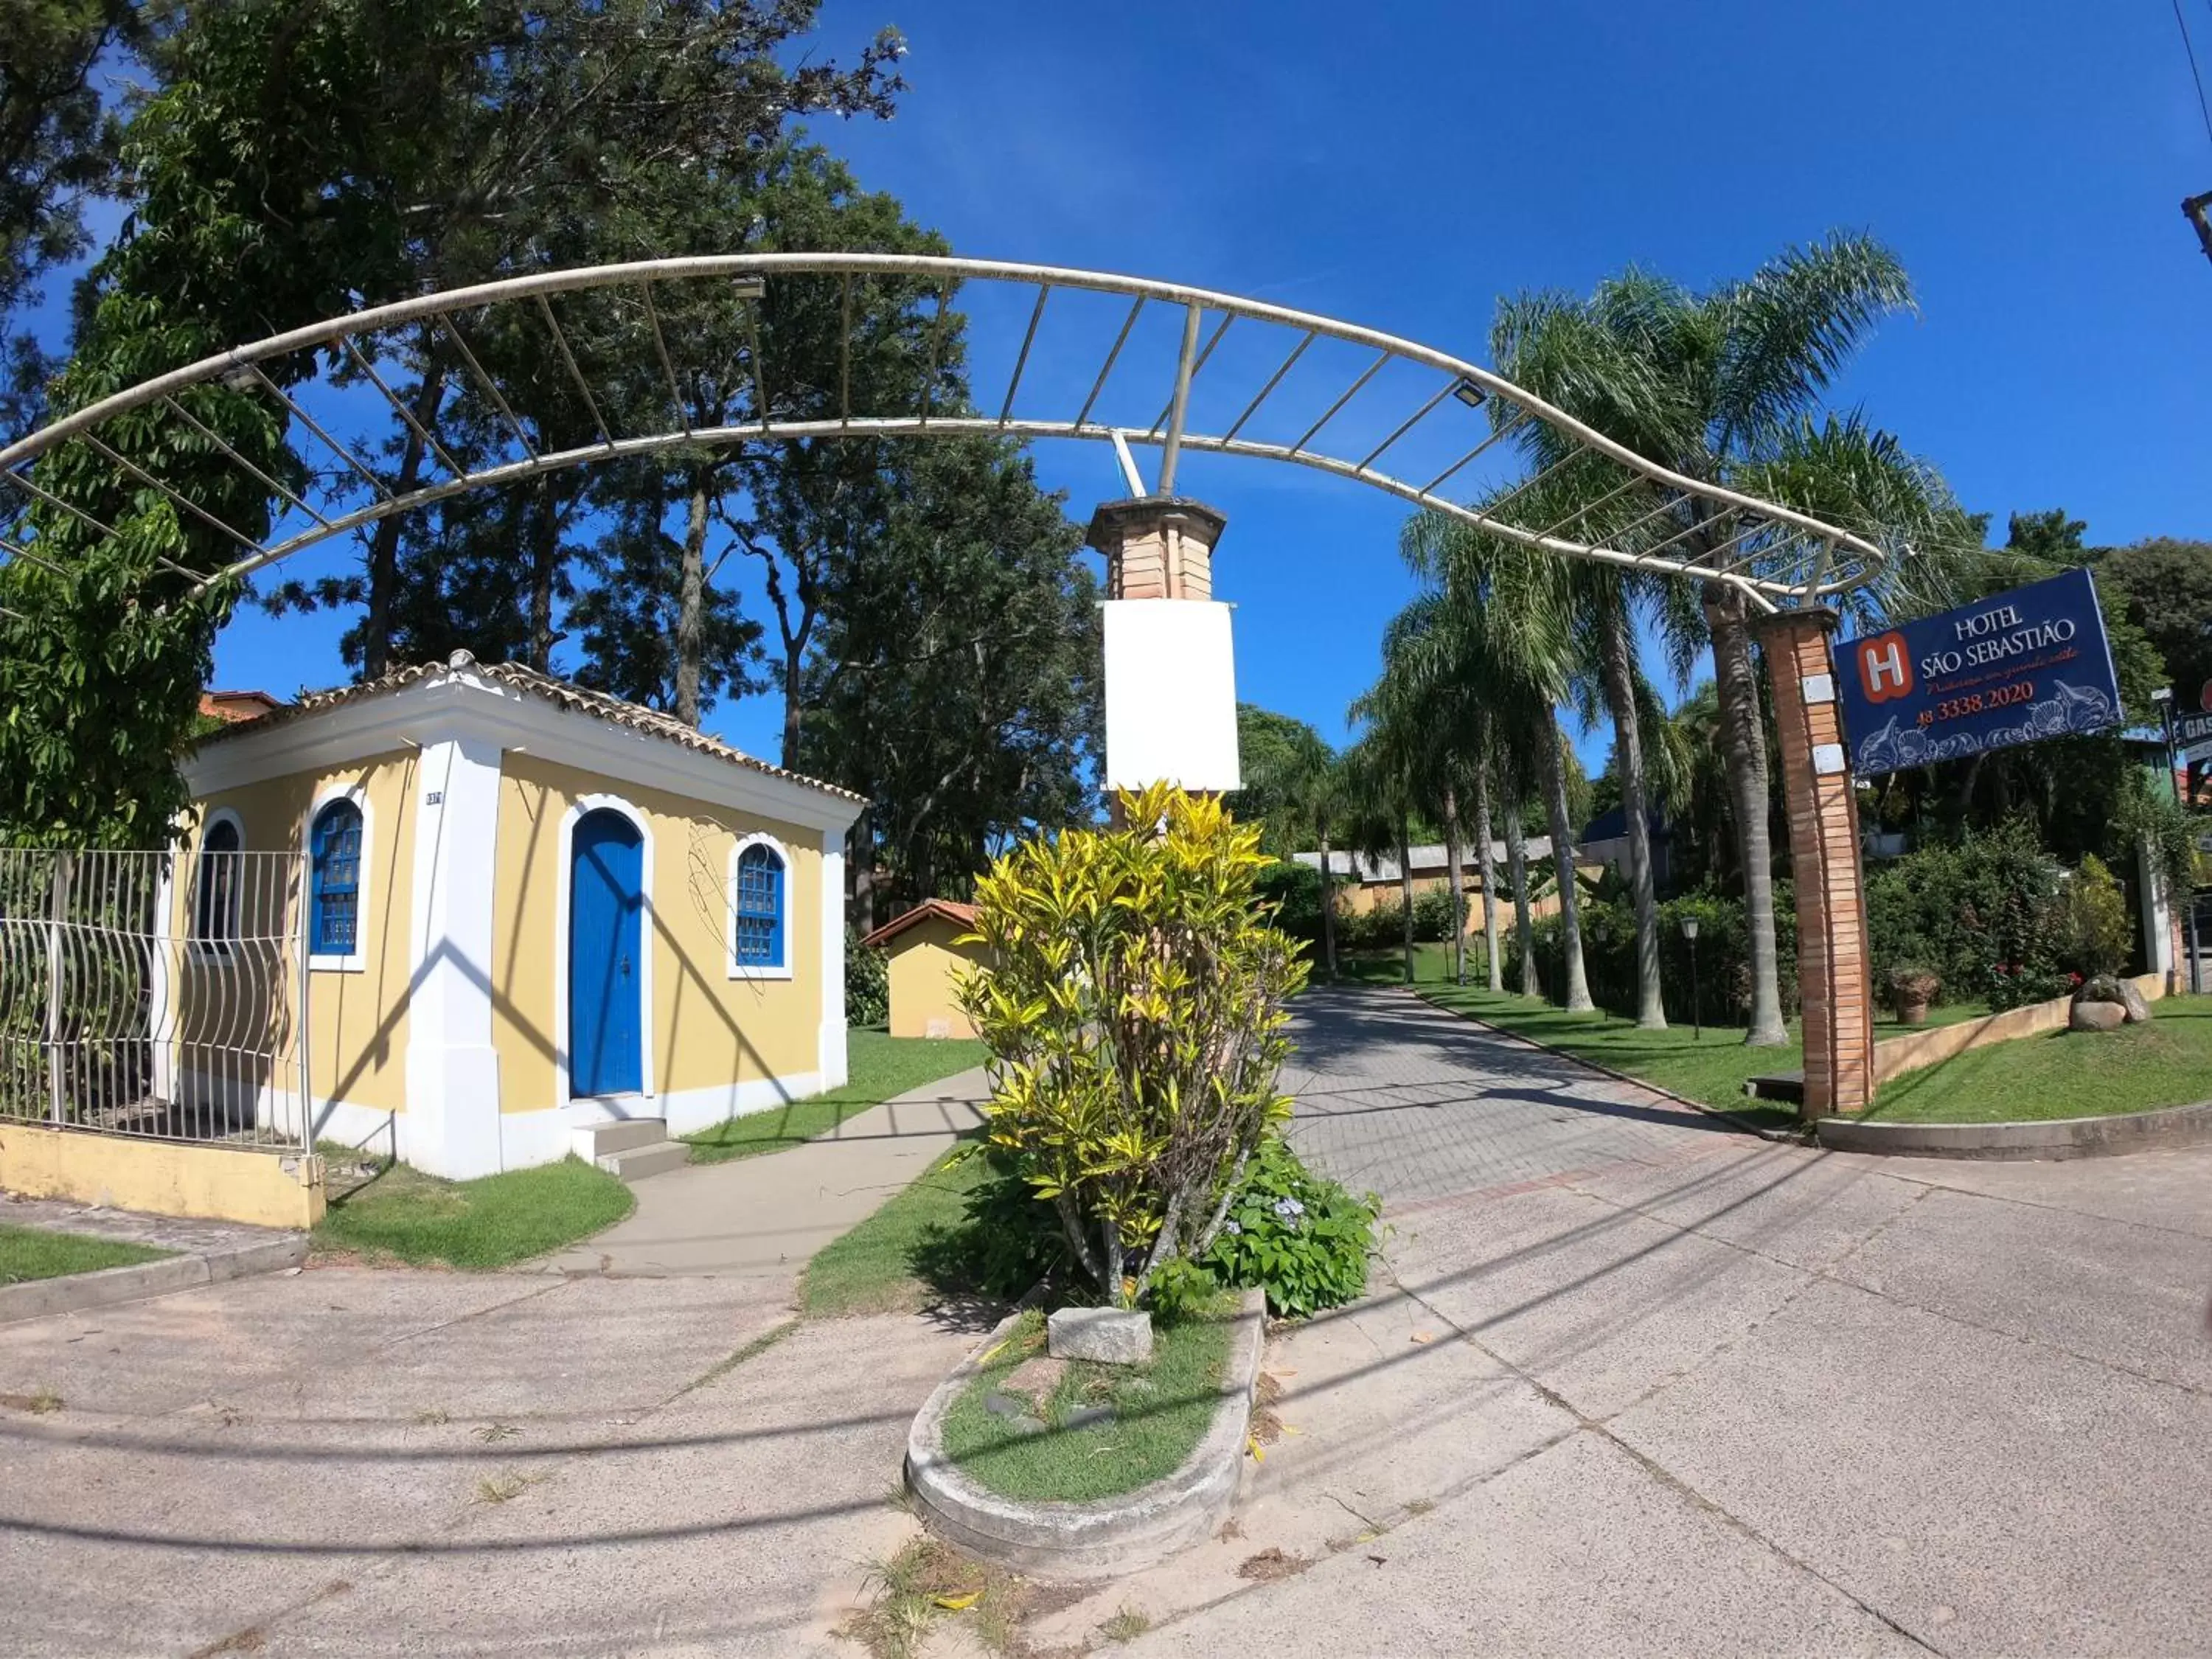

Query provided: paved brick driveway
[1281,985,1741,1206]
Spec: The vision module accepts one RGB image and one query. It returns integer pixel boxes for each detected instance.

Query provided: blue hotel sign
[1837,568,2123,779]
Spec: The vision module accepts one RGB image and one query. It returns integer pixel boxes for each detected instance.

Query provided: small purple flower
[1222,1219,1242,1237]
[1273,1196,1307,1223]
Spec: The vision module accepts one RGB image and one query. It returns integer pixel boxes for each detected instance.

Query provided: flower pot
[1894,996,1931,1027]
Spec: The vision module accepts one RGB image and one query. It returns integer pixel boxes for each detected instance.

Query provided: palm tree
[1492,235,1959,1045]
[1310,752,1344,980]
[1470,740,1504,993]
[1336,731,1420,983]
[1503,785,1538,995]
[1360,606,1481,986]
[1387,515,1589,1005]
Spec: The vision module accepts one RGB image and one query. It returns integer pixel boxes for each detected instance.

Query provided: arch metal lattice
[0,254,1893,608]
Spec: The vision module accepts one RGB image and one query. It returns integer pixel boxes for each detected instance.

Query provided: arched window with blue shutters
[310,799,364,957]
[733,841,786,970]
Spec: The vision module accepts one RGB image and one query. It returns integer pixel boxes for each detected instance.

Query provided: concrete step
[595,1140,691,1181]
[575,1116,668,1158]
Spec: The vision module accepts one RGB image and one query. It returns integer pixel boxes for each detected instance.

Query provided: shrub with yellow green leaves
[955,784,1310,1308]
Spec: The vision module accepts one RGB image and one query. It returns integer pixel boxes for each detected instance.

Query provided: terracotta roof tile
[201,651,865,804]
[860,897,979,950]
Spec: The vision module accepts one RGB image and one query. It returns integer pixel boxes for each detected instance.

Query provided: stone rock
[1048,1305,1153,1366]
[2078,975,2154,1023]
[1001,1355,1068,1402]
[2069,999,2126,1033]
[1062,1404,1116,1433]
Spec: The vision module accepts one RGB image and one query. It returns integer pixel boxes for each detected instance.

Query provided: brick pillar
[1086,496,1237,824]
[1085,497,1225,600]
[1756,608,1874,1118]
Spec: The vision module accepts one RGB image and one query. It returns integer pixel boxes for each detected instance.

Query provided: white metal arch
[0,253,1892,608]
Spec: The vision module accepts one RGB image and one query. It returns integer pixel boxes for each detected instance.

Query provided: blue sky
[145,1,2212,765]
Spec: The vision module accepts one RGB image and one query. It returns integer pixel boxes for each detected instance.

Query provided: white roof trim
[182,668,864,835]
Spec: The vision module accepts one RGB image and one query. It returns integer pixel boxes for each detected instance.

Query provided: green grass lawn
[683,1028,989,1164]
[800,1143,996,1316]
[316,1155,634,1269]
[939,1298,1237,1503]
[1417,980,2212,1128]
[1328,942,1458,987]
[1422,984,1799,1127]
[0,1223,172,1284]
[1862,1000,2212,1124]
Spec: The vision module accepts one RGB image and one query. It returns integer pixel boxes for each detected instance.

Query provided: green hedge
[1333,886,1463,951]
[846,929,890,1026]
[1864,820,2131,1010]
[1500,820,2140,1027]
[1505,888,1798,1028]
[1255,859,1324,945]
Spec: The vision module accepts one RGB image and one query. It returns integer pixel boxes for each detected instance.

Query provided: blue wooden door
[570,810,644,1096]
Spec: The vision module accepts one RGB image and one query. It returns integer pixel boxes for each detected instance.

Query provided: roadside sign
[1837,568,2123,779]
[2179,706,2212,747]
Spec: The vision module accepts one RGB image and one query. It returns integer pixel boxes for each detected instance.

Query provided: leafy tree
[566,468,766,715]
[799,436,1099,919]
[1227,705,1335,860]
[1226,703,1343,973]
[2095,535,2212,703]
[1,0,151,442]
[243,0,906,678]
[0,0,486,844]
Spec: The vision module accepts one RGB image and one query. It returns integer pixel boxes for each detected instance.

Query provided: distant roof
[1577,805,1668,844]
[198,689,285,723]
[1295,839,1554,881]
[200,650,863,804]
[860,897,979,950]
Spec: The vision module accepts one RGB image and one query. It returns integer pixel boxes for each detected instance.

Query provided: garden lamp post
[1680,915,1701,1041]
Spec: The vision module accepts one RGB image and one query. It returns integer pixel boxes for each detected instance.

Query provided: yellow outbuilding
[173,650,864,1178]
[861,899,986,1040]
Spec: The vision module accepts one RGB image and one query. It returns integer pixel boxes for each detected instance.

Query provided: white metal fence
[0,848,310,1148]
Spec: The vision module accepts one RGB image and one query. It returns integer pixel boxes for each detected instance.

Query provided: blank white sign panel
[1101,600,1242,793]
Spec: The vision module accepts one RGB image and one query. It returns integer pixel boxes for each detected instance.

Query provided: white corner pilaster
[818,825,849,1091]
[405,734,505,1177]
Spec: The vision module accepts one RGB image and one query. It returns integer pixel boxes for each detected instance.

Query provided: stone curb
[1815,1099,2212,1162]
[905,1287,1267,1581]
[1406,988,1803,1144]
[0,1234,307,1325]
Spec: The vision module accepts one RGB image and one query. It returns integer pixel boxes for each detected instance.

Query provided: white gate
[0,848,310,1148]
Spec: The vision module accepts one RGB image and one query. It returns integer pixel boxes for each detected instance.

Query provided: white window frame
[187,807,247,965]
[726,832,794,981]
[303,782,372,974]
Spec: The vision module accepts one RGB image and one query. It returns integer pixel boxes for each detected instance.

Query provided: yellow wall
[183,751,418,1116]
[0,1124,324,1228]
[1334,875,1561,931]
[491,754,824,1113]
[886,919,984,1039]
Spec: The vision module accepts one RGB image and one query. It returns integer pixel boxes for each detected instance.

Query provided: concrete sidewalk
[0,1265,971,1655]
[538,1066,991,1278]
[1073,987,2212,1657]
